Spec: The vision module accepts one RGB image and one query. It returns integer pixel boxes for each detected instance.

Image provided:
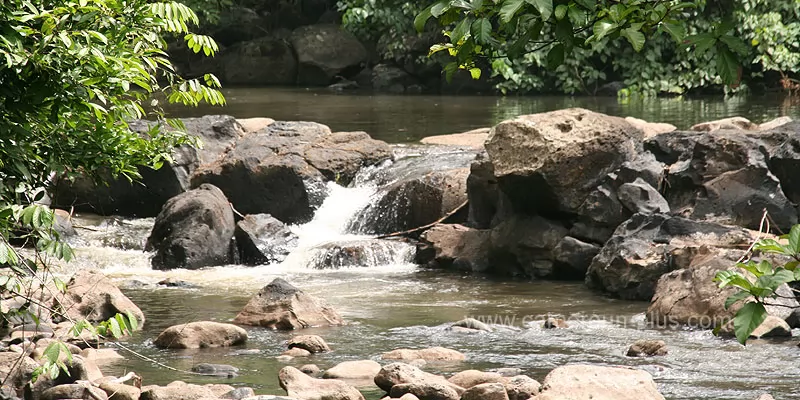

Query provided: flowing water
[61,90,800,399]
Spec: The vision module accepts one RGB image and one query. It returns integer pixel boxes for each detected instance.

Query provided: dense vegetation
[339,0,800,95]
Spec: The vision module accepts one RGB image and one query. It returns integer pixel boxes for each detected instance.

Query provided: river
[64,89,800,399]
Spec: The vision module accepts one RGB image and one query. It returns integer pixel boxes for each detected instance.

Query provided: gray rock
[222,37,297,85]
[617,178,670,214]
[145,184,236,270]
[552,236,601,279]
[191,363,240,378]
[290,24,367,85]
[235,214,297,265]
[417,224,491,273]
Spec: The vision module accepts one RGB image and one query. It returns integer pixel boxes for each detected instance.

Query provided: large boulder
[290,24,367,85]
[372,64,421,94]
[646,130,797,230]
[221,36,298,85]
[233,278,344,329]
[647,246,800,328]
[753,120,800,204]
[145,184,236,270]
[489,216,568,278]
[153,321,247,349]
[191,122,391,224]
[416,224,491,273]
[279,366,365,400]
[349,168,469,235]
[235,214,298,265]
[534,365,664,400]
[54,270,145,327]
[586,213,757,300]
[485,108,643,216]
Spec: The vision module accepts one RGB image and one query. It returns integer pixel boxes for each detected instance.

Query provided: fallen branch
[377,200,468,239]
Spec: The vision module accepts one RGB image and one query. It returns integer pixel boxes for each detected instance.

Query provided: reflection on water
[163,87,799,143]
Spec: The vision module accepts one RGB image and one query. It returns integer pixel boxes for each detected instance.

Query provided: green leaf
[546,43,564,70]
[592,19,617,42]
[724,290,751,310]
[554,19,573,47]
[719,34,750,57]
[787,225,800,255]
[443,62,458,83]
[414,4,434,33]
[450,16,473,44]
[684,33,716,55]
[526,0,553,21]
[621,27,646,52]
[754,239,790,254]
[42,342,61,363]
[716,45,740,86]
[469,67,482,80]
[126,310,139,331]
[431,1,450,18]
[733,302,767,345]
[500,0,525,23]
[107,316,123,338]
[554,4,568,20]
[661,21,686,43]
[567,6,586,25]
[471,18,494,45]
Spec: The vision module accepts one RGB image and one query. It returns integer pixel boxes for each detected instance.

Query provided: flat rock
[153,321,247,349]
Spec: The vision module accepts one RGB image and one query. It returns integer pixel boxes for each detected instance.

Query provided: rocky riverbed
[2,110,799,400]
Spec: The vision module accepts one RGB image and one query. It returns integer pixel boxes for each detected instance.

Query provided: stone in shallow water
[233,278,344,330]
[626,339,668,357]
[191,363,240,378]
[306,239,414,269]
[153,321,247,349]
[279,366,364,400]
[535,365,664,400]
[381,347,466,362]
[287,335,330,353]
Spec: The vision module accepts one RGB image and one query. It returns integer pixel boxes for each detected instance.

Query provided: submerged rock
[235,214,298,265]
[153,321,246,349]
[449,318,493,332]
[381,347,465,362]
[233,278,344,329]
[279,366,365,400]
[626,340,668,357]
[535,364,664,400]
[191,363,240,378]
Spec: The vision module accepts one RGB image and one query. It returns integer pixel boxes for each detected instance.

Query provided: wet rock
[417,224,490,273]
[234,278,344,329]
[535,365,664,400]
[690,117,758,131]
[41,383,108,400]
[626,340,668,357]
[449,318,492,332]
[99,381,140,400]
[543,317,568,329]
[223,387,256,400]
[489,216,568,278]
[279,366,365,400]
[153,321,247,349]
[381,347,465,362]
[191,122,391,224]
[617,178,669,214]
[300,364,321,376]
[235,214,298,265]
[54,270,145,327]
[757,121,800,204]
[389,382,460,400]
[191,363,240,378]
[282,348,312,358]
[647,246,800,328]
[466,159,506,229]
[322,360,381,381]
[447,370,505,388]
[624,117,676,138]
[290,24,367,85]
[504,375,541,400]
[420,128,490,149]
[140,381,217,400]
[485,108,643,216]
[53,209,77,238]
[551,236,601,279]
[145,184,236,270]
[460,383,508,400]
[719,315,792,339]
[372,64,419,94]
[350,168,469,235]
[754,394,776,400]
[307,239,413,269]
[222,37,297,85]
[586,213,757,300]
[288,335,330,353]
[374,363,462,393]
[157,278,197,288]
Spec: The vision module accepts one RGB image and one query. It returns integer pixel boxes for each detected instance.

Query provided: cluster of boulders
[52,116,393,270]
[415,110,800,337]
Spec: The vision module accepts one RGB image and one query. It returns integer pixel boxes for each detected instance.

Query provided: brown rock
[54,270,145,327]
[626,340,668,357]
[504,375,541,400]
[234,278,344,330]
[447,370,505,388]
[99,382,141,400]
[282,348,312,357]
[690,117,758,131]
[535,365,664,400]
[460,383,509,400]
[420,128,490,149]
[543,318,568,329]
[153,321,247,349]
[288,335,331,353]
[238,117,275,133]
[389,382,460,400]
[41,383,108,400]
[625,117,676,138]
[279,366,365,400]
[374,363,463,394]
[323,360,381,381]
[140,381,217,400]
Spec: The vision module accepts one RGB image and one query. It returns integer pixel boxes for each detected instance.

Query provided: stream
[61,89,800,399]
